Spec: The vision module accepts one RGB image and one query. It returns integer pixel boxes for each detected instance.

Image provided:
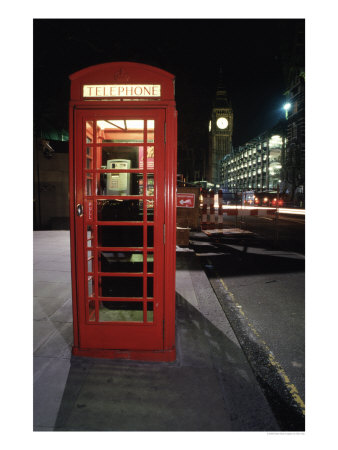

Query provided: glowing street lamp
[283,102,291,119]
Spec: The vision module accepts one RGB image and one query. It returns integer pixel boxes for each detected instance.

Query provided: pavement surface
[33,230,280,431]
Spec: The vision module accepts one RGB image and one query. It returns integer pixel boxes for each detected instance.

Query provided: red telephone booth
[68,62,177,361]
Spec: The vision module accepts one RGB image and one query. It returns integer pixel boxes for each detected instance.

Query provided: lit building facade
[281,24,305,204]
[221,124,286,192]
[282,72,305,202]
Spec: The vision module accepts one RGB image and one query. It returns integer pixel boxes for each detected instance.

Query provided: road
[190,213,305,430]
[223,211,305,253]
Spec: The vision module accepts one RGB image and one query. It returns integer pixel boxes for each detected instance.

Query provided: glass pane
[98,172,142,196]
[87,251,94,273]
[98,146,143,169]
[97,199,150,221]
[87,225,94,248]
[101,276,143,298]
[147,302,154,322]
[147,226,154,247]
[139,146,155,169]
[88,276,95,298]
[147,277,153,298]
[100,251,153,273]
[98,226,144,247]
[147,174,154,196]
[147,120,154,143]
[86,121,94,143]
[85,174,94,196]
[99,301,143,322]
[138,177,145,196]
[86,147,94,169]
[100,251,141,273]
[96,120,144,143]
[88,300,96,322]
[145,199,154,221]
[147,146,154,169]
[147,253,154,273]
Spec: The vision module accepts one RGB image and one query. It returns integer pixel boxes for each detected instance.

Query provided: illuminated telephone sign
[83,84,161,98]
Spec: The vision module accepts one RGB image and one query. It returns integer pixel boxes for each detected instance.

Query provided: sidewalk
[33,230,279,431]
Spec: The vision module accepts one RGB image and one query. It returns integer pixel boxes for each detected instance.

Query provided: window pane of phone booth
[146,252,154,273]
[96,120,145,143]
[86,121,94,143]
[147,302,154,322]
[85,174,94,196]
[87,251,94,273]
[100,251,141,273]
[98,225,144,247]
[88,276,95,298]
[88,300,96,322]
[147,146,155,169]
[147,120,154,143]
[146,174,154,196]
[87,226,94,248]
[147,277,154,298]
[147,226,154,247]
[139,146,155,169]
[101,276,143,298]
[97,172,142,196]
[99,301,143,322]
[99,251,153,273]
[95,146,139,170]
[97,199,151,222]
[86,147,94,169]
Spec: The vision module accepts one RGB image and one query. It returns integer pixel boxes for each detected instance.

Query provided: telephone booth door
[69,63,176,361]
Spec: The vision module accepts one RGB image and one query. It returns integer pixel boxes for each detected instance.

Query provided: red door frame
[74,108,165,351]
[69,62,177,361]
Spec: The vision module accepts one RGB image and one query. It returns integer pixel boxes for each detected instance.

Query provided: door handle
[76,203,83,217]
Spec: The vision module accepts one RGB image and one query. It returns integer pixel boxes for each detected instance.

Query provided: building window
[291,123,298,139]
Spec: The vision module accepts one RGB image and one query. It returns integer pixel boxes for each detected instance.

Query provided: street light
[283,102,291,119]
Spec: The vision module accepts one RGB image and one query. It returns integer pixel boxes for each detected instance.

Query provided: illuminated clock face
[216,117,229,129]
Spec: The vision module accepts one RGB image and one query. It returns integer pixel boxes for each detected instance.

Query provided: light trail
[200,201,305,216]
[278,208,305,215]
[200,193,305,215]
[221,206,305,216]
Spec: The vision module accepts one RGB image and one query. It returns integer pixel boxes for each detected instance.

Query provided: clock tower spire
[208,68,233,185]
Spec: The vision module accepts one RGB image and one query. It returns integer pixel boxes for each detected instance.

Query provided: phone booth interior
[69,62,177,361]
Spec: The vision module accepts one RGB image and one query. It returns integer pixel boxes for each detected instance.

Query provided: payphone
[104,159,131,195]
[69,62,177,361]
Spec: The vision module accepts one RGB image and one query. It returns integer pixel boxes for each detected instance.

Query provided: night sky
[34,18,304,148]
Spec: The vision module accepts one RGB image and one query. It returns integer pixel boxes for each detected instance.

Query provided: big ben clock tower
[208,70,233,185]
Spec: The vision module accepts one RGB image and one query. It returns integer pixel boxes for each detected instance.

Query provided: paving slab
[34,357,72,429]
[57,363,230,431]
